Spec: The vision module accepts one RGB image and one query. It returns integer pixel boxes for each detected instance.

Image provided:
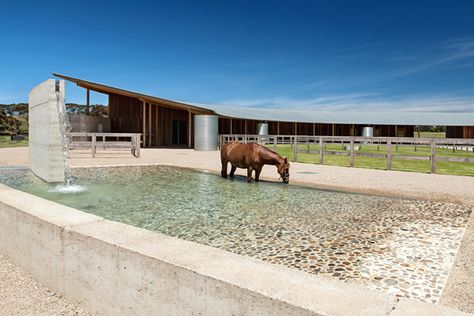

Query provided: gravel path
[0,254,91,316]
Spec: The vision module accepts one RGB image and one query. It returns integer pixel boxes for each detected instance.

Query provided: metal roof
[185,104,474,126]
[54,73,474,126]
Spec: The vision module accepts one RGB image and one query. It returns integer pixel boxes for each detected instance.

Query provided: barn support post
[230,118,233,134]
[277,121,280,135]
[148,103,152,147]
[188,110,192,148]
[142,101,146,147]
[86,89,90,116]
[155,105,159,146]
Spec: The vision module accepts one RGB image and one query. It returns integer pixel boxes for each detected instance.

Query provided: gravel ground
[0,254,91,316]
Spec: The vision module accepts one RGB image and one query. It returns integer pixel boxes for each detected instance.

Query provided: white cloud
[217,93,474,113]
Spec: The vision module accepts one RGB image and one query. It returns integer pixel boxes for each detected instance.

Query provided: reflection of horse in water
[220,142,290,183]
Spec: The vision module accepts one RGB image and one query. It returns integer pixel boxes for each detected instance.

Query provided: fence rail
[219,134,474,174]
[69,133,141,158]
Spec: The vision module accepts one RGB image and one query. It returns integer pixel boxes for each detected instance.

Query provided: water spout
[51,81,86,193]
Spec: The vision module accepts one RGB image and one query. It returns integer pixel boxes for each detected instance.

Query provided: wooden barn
[55,74,474,148]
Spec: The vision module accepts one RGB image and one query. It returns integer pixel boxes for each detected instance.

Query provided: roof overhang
[53,73,214,114]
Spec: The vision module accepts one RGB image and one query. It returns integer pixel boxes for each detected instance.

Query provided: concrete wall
[69,113,111,133]
[0,184,469,316]
[28,79,65,183]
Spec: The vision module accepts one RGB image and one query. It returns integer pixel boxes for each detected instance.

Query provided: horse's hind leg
[229,165,237,177]
[247,167,253,183]
[255,168,262,181]
[221,160,228,178]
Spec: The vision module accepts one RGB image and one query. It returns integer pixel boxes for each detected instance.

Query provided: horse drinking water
[220,142,290,183]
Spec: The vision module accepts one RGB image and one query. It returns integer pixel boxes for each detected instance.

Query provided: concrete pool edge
[0,183,471,315]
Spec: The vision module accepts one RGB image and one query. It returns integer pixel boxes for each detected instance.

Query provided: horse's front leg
[229,165,237,177]
[221,160,228,178]
[247,167,253,183]
[255,167,262,182]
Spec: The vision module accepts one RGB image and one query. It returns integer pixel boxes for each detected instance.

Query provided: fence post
[91,133,96,158]
[135,135,141,158]
[293,136,298,162]
[431,139,436,174]
[319,136,324,164]
[349,138,355,167]
[386,138,392,170]
[273,136,277,151]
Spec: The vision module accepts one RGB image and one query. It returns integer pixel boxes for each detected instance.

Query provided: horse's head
[277,157,290,183]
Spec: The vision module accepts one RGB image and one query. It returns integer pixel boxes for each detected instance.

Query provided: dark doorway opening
[172,120,187,145]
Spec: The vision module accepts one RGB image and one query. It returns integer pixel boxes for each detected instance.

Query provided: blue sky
[1,0,474,111]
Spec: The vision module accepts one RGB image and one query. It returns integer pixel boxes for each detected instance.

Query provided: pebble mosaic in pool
[0,165,471,303]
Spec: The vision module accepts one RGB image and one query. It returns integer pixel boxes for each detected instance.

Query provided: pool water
[0,165,471,303]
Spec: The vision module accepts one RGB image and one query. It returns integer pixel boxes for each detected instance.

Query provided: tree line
[0,103,108,135]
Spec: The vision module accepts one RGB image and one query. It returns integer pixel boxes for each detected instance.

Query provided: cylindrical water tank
[194,115,218,151]
[256,122,269,136]
[256,122,269,143]
[362,126,374,137]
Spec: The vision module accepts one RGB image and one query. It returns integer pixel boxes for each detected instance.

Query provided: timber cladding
[109,93,142,133]
[464,126,474,138]
[109,93,192,146]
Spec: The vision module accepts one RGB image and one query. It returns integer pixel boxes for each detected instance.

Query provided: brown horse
[220,141,290,183]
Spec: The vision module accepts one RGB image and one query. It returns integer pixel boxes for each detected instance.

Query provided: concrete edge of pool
[0,183,471,316]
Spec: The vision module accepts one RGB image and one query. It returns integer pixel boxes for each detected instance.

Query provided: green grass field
[267,143,474,177]
[0,135,28,148]
[413,132,446,138]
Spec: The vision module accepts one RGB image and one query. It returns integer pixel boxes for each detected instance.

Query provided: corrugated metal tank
[256,122,269,136]
[362,127,374,137]
[194,115,218,151]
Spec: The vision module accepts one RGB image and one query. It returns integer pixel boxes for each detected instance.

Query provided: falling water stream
[50,85,86,193]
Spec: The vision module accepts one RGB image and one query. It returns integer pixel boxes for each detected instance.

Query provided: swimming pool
[0,165,470,303]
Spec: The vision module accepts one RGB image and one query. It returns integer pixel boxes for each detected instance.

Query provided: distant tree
[90,105,108,118]
[65,103,108,118]
[416,125,446,133]
[65,103,87,114]
[0,107,21,135]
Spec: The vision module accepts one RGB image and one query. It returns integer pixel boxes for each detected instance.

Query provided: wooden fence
[219,134,474,174]
[69,133,141,158]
